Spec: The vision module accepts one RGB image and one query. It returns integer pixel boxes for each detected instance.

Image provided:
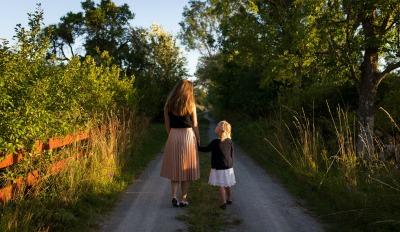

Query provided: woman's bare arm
[192,106,200,144]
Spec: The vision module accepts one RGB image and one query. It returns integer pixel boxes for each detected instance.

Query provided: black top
[169,112,193,128]
[198,138,234,170]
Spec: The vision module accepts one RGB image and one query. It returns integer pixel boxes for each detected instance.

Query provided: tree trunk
[356,7,382,157]
[357,46,379,157]
[356,7,400,157]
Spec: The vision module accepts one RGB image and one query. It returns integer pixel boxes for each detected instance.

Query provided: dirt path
[100,153,186,232]
[101,114,324,232]
[205,114,324,232]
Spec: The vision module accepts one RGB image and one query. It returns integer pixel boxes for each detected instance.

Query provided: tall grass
[266,109,322,175]
[225,106,400,231]
[265,105,400,189]
[0,112,150,232]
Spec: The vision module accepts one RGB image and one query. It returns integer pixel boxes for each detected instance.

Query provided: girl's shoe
[226,200,233,205]
[219,203,227,210]
[179,200,189,207]
[172,198,179,207]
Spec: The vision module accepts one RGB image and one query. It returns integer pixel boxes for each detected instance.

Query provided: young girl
[198,120,236,209]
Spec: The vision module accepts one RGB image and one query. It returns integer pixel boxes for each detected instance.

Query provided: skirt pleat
[160,128,200,181]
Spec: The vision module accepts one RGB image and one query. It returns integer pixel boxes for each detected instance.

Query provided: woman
[160,80,200,207]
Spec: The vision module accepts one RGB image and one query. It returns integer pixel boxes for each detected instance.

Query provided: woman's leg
[171,180,179,199]
[181,181,190,201]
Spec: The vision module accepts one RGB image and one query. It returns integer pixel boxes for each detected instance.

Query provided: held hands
[196,138,202,151]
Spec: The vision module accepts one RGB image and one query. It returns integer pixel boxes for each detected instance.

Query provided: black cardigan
[198,138,234,170]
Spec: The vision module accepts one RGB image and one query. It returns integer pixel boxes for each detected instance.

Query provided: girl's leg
[225,187,231,201]
[181,181,190,201]
[171,180,179,199]
[219,187,227,204]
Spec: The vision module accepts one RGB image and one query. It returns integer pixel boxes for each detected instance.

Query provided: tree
[48,1,188,118]
[48,0,135,67]
[46,11,84,60]
[135,24,188,118]
[180,0,321,114]
[317,0,400,154]
[179,0,220,57]
[355,1,400,154]
[181,0,400,155]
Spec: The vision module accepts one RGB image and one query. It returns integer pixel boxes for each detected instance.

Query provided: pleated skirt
[160,128,200,181]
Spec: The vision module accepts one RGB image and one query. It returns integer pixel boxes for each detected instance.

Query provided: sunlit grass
[221,106,400,232]
[0,114,166,232]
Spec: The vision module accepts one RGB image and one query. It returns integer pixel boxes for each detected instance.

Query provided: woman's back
[168,112,193,128]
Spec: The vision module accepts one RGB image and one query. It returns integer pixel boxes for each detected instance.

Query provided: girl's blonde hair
[218,120,232,139]
[165,80,195,116]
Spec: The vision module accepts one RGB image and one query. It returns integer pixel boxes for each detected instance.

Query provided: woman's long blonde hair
[165,80,195,116]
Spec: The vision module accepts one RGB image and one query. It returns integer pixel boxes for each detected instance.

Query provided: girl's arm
[164,106,170,134]
[192,105,200,145]
[198,140,214,152]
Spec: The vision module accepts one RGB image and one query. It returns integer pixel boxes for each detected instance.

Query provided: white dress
[208,168,236,187]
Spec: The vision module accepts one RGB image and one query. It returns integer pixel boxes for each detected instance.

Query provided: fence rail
[0,131,90,202]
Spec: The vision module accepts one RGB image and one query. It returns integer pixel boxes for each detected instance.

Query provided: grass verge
[122,122,167,183]
[0,116,166,232]
[216,110,400,232]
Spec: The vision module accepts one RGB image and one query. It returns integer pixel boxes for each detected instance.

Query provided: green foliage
[179,0,220,56]
[182,1,400,229]
[49,1,188,119]
[0,8,134,154]
[0,3,186,231]
[134,24,188,119]
[180,0,400,122]
[48,0,134,66]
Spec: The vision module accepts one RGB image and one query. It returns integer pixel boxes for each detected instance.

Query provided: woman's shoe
[226,200,233,205]
[179,200,189,207]
[172,198,179,207]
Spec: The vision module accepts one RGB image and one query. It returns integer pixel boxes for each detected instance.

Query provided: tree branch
[380,11,392,34]
[383,15,398,34]
[59,44,70,61]
[386,20,397,33]
[56,57,70,61]
[383,5,400,33]
[67,42,74,57]
[378,60,400,83]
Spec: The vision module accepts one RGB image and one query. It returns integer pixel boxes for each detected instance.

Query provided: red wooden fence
[0,131,89,202]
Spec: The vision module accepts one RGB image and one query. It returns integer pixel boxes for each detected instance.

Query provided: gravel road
[100,153,186,232]
[100,114,324,232]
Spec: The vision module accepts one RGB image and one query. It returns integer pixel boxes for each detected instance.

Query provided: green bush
[0,10,135,154]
